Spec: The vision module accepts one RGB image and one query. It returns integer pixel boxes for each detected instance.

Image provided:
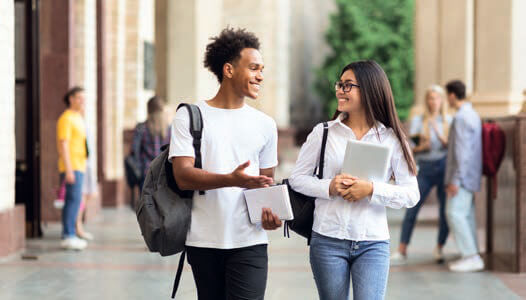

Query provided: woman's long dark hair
[332,60,417,175]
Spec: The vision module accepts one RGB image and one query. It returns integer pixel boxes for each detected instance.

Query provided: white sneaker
[433,247,444,264]
[61,237,88,251]
[77,231,94,241]
[449,255,484,272]
[390,251,407,265]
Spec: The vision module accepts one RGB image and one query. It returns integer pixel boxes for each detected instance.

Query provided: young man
[444,80,483,272]
[57,86,88,250]
[169,28,282,300]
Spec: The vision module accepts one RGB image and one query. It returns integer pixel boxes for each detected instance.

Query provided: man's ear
[223,63,234,79]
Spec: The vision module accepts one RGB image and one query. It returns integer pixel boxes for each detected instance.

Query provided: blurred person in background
[57,86,88,250]
[391,84,452,265]
[444,80,483,272]
[130,96,171,192]
[76,105,96,241]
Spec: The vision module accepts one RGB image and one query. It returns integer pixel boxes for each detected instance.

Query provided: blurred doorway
[14,0,41,237]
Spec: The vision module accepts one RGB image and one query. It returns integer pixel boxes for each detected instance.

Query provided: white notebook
[342,139,392,182]
[243,185,294,224]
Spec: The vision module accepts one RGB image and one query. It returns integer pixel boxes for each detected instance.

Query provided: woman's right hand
[329,174,357,196]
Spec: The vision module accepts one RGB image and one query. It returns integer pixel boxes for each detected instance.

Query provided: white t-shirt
[168,100,278,249]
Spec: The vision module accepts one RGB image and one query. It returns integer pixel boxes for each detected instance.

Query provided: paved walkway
[0,206,524,299]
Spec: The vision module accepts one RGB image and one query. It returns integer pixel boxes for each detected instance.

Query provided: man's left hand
[261,208,282,230]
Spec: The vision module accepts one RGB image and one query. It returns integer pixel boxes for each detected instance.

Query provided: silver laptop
[342,139,392,181]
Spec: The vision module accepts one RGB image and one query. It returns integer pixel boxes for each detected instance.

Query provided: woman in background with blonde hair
[391,84,452,265]
[130,96,171,191]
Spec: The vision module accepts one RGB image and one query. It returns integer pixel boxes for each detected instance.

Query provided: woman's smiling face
[336,69,362,114]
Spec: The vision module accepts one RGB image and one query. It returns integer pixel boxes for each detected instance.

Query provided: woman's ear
[223,63,234,79]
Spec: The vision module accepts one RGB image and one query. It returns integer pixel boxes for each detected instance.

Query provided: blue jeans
[309,231,390,300]
[400,157,449,246]
[60,171,84,238]
[446,186,479,257]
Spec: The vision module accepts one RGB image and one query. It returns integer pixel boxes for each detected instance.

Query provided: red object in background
[482,122,506,176]
[54,181,66,209]
[482,121,506,200]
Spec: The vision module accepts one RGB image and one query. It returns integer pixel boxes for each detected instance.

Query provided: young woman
[130,96,171,191]
[289,60,419,300]
[391,85,452,265]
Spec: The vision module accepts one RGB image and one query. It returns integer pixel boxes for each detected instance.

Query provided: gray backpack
[135,103,203,298]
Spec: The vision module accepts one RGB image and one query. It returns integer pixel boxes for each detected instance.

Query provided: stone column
[221,0,290,128]
[157,0,223,106]
[99,0,126,207]
[413,0,441,116]
[472,0,526,116]
[0,0,25,257]
[71,0,101,218]
[439,0,474,93]
[123,0,155,129]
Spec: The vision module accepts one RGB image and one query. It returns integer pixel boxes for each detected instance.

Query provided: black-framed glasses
[334,81,360,93]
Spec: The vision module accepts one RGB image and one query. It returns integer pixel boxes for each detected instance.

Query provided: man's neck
[207,83,245,109]
[68,107,80,113]
[454,100,466,110]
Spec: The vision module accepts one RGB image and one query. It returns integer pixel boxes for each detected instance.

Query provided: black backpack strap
[171,250,186,298]
[177,103,205,195]
[317,122,329,179]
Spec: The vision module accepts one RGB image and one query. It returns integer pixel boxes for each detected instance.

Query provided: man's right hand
[65,171,75,184]
[230,161,273,189]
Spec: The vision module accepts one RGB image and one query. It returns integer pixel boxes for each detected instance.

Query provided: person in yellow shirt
[57,86,88,250]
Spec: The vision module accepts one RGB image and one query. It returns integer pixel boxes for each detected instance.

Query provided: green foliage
[315,0,414,120]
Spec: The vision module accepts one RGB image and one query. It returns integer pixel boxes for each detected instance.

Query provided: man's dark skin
[172,48,282,230]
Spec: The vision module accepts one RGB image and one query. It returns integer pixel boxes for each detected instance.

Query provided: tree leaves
[315,0,414,120]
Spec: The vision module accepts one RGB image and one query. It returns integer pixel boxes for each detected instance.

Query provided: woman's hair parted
[63,86,84,107]
[332,60,417,175]
[204,27,260,83]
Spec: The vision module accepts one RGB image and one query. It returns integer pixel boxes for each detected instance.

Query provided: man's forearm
[174,165,235,191]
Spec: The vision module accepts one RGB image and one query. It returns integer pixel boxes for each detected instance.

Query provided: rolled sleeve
[289,124,332,200]
[370,140,420,209]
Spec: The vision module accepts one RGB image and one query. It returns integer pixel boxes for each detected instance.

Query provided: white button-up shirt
[289,116,420,241]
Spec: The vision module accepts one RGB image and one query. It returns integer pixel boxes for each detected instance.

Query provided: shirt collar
[330,113,388,136]
[458,101,472,113]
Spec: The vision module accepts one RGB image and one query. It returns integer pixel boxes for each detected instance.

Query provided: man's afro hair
[204,27,260,83]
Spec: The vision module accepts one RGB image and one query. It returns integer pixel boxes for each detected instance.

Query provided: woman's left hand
[338,178,373,202]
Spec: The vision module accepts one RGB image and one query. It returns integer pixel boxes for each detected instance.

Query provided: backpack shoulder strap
[176,103,205,195]
[317,122,329,179]
[171,250,186,298]
[176,103,203,168]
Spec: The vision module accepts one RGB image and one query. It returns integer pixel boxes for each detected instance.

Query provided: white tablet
[342,139,392,181]
[243,185,294,224]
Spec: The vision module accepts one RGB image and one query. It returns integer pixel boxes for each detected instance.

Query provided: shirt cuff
[370,181,390,206]
[450,176,461,187]
[319,178,332,200]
